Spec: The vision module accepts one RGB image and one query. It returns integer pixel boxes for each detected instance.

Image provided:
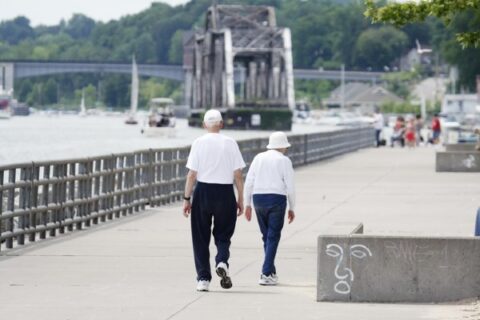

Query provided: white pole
[223,29,235,108]
[341,64,345,110]
[283,28,295,110]
[421,94,427,120]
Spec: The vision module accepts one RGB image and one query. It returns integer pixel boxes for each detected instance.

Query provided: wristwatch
[183,196,191,201]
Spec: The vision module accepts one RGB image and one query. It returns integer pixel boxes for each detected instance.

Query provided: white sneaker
[271,273,279,282]
[259,274,278,286]
[216,262,232,289]
[196,280,210,292]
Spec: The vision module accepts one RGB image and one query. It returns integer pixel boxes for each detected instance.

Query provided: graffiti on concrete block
[462,155,476,169]
[384,241,448,265]
[325,243,372,295]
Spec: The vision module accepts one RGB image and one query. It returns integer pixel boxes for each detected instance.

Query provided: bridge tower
[184,5,295,114]
[0,63,14,93]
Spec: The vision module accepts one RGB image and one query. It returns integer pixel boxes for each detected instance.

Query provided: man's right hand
[183,200,191,218]
[245,206,252,221]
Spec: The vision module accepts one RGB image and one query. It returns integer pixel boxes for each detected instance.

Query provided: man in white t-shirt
[183,109,246,292]
[244,131,295,286]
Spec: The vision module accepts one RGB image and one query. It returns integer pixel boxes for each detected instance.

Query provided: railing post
[78,161,87,229]
[40,164,49,240]
[93,158,101,223]
[6,169,15,248]
[58,164,67,234]
[67,162,75,232]
[50,164,60,237]
[0,169,3,252]
[17,167,29,245]
[148,149,154,206]
[304,134,308,165]
[127,154,134,214]
[107,155,115,220]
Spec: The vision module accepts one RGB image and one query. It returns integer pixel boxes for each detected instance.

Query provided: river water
[0,115,337,166]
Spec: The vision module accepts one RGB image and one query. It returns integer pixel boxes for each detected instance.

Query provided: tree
[43,78,58,104]
[0,16,34,45]
[75,84,96,107]
[364,0,480,48]
[65,14,96,39]
[168,30,185,64]
[381,71,420,99]
[354,26,409,70]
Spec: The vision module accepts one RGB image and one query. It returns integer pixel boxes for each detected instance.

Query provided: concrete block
[436,151,480,172]
[317,230,480,302]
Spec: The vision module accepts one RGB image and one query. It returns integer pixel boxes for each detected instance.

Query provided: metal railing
[0,127,373,251]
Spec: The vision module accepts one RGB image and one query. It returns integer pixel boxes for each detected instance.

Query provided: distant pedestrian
[373,107,385,147]
[405,118,416,148]
[183,109,246,292]
[415,114,424,146]
[430,113,441,144]
[244,132,296,286]
[390,116,405,148]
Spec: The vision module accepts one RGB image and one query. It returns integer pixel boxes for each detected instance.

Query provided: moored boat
[141,98,176,136]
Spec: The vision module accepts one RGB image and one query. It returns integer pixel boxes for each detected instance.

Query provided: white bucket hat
[203,109,223,124]
[267,131,291,149]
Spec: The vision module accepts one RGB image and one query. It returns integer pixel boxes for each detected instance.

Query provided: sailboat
[125,56,139,125]
[79,90,87,117]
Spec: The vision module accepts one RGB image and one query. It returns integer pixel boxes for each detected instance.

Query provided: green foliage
[354,26,409,70]
[364,0,480,48]
[74,84,97,107]
[65,14,96,39]
[0,16,34,45]
[295,80,334,108]
[15,75,182,109]
[365,0,480,89]
[381,99,441,116]
[381,71,420,99]
[139,78,181,108]
[380,101,419,114]
[168,30,185,64]
[279,0,370,69]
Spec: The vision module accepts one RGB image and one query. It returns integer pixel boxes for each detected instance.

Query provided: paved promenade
[1,147,479,320]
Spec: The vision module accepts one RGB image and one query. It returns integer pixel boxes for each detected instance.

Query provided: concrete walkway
[1,147,479,320]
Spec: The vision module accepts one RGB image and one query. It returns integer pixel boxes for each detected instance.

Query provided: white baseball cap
[267,131,291,149]
[203,109,223,123]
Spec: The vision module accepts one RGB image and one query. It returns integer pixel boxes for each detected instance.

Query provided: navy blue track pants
[191,181,237,281]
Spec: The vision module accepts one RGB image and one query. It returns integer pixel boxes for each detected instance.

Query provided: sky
[0,0,190,26]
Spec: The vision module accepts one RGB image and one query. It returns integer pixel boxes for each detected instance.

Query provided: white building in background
[412,77,448,104]
[442,94,478,115]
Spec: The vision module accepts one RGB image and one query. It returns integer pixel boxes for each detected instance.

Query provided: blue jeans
[375,129,381,147]
[253,194,287,276]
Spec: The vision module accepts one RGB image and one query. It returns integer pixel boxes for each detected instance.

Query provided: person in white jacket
[244,131,295,286]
